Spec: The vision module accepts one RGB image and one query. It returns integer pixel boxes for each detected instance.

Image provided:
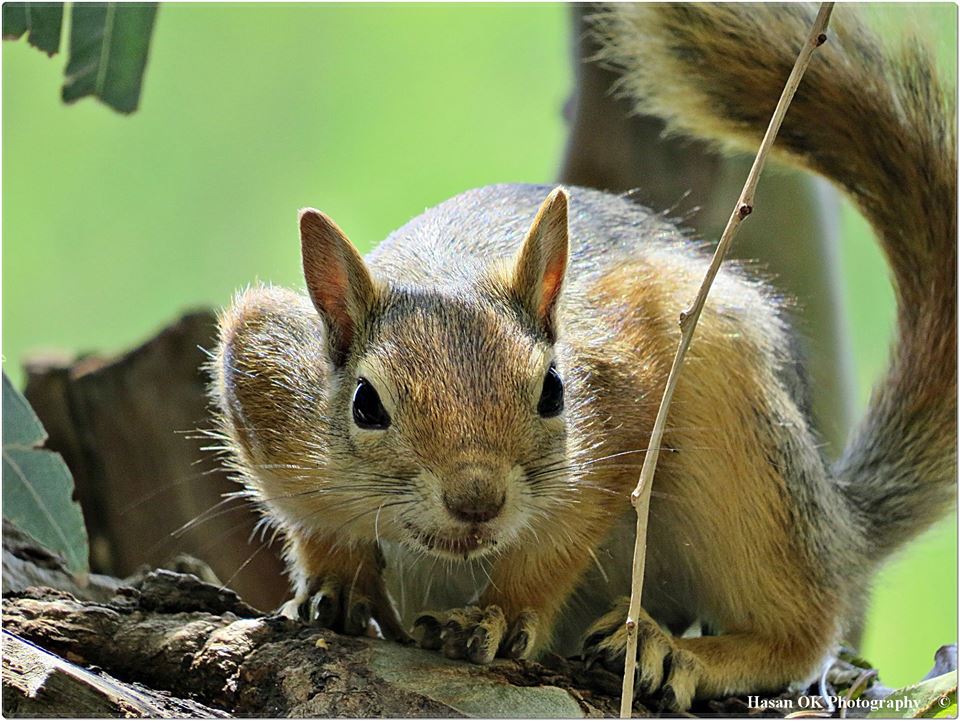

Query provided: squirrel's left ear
[513,187,569,341]
[299,208,376,367]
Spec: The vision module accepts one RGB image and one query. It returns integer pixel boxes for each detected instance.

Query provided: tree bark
[22,311,287,613]
[3,632,228,718]
[2,576,620,717]
[2,521,950,718]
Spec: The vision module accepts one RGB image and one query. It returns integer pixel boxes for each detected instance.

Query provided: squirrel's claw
[300,577,342,627]
[444,606,506,663]
[343,597,372,636]
[280,574,411,644]
[581,598,701,712]
[413,604,536,664]
[413,612,445,650]
[500,609,537,659]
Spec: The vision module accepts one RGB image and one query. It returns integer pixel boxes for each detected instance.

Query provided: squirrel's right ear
[299,208,376,366]
[512,188,570,342]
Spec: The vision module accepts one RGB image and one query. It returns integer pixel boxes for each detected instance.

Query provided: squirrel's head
[297,188,572,560]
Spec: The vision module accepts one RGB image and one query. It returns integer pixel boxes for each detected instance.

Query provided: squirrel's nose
[443,492,505,524]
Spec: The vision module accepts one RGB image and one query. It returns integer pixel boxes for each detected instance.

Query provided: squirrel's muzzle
[443,492,506,524]
[441,467,507,524]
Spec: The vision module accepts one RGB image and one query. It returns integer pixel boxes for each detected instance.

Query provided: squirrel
[210,3,956,711]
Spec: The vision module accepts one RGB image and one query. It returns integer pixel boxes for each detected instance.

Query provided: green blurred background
[3,3,956,687]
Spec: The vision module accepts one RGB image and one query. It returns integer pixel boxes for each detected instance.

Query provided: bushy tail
[592,3,956,560]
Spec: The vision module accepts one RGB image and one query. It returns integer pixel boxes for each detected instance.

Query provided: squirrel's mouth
[403,522,499,560]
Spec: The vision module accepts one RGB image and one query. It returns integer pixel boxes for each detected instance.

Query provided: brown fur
[210,4,955,711]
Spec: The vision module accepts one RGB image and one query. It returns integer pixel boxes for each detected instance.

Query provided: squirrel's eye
[352,378,391,430]
[537,366,564,418]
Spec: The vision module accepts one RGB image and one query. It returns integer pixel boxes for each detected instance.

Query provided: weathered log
[2,577,619,718]
[9,573,948,719]
[3,631,228,718]
[3,521,953,719]
[2,520,119,603]
[22,311,287,612]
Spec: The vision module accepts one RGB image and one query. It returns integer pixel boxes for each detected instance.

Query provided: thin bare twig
[618,4,836,716]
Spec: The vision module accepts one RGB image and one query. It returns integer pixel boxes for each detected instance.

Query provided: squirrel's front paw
[413,605,538,664]
[583,599,702,712]
[279,575,411,643]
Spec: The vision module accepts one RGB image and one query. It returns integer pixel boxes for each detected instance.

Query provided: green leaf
[2,373,45,448]
[62,2,158,114]
[868,672,958,718]
[2,3,28,39]
[2,3,64,56]
[2,373,89,574]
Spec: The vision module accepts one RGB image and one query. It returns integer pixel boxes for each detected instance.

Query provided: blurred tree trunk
[558,4,856,457]
[22,312,288,613]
